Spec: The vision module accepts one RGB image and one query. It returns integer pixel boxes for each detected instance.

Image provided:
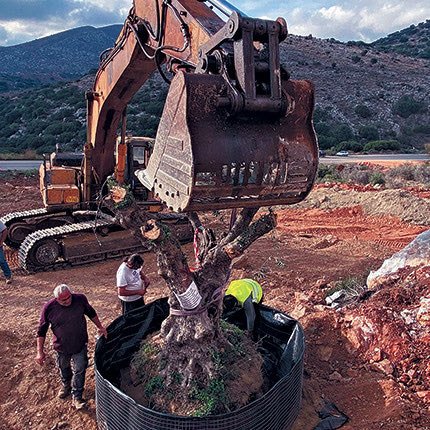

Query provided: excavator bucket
[143,71,318,212]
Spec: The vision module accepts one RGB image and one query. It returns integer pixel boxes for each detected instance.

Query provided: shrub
[370,171,385,186]
[331,124,354,144]
[363,140,400,152]
[325,276,367,305]
[412,124,430,134]
[358,125,379,140]
[413,163,430,185]
[313,106,332,122]
[317,135,337,150]
[339,164,372,184]
[392,95,427,118]
[385,163,415,181]
[316,164,341,182]
[354,104,373,118]
[314,122,330,135]
[337,140,363,152]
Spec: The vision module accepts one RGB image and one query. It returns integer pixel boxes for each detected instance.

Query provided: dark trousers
[121,297,145,315]
[55,345,88,399]
[0,246,11,279]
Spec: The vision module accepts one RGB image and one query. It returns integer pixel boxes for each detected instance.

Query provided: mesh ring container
[95,298,305,430]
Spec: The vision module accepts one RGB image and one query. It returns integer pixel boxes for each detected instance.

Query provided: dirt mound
[295,187,430,225]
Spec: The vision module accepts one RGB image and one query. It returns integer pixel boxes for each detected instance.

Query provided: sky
[0,0,429,47]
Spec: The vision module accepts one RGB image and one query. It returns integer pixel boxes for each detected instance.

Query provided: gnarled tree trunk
[104,184,277,396]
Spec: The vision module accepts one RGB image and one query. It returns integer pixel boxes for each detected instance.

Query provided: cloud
[246,0,430,42]
[0,0,129,46]
[0,0,429,46]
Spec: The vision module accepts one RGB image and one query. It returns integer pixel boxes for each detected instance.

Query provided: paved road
[0,160,42,171]
[0,154,428,171]
[320,154,429,164]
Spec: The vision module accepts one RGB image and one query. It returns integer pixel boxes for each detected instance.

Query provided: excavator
[1,0,318,273]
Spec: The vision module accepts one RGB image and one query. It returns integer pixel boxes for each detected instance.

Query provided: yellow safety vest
[225,279,263,307]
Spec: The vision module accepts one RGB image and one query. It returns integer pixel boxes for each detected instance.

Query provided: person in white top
[116,254,150,315]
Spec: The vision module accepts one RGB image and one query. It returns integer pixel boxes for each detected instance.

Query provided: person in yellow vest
[223,279,263,336]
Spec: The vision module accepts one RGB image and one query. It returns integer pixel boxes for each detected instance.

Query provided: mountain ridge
[0,21,428,155]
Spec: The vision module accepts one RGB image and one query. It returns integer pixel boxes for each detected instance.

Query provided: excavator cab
[140,11,318,212]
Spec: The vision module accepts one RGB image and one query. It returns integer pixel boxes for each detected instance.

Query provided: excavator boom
[86,0,224,195]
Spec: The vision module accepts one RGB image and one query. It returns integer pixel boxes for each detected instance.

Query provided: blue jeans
[56,345,88,399]
[0,246,11,279]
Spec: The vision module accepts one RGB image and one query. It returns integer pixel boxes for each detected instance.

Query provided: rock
[315,278,328,289]
[373,359,394,375]
[370,347,382,362]
[367,229,430,288]
[346,368,359,378]
[325,290,345,305]
[290,292,314,319]
[416,391,430,404]
[398,373,410,384]
[407,368,418,379]
[328,371,343,381]
[400,309,416,325]
[318,345,333,362]
[417,297,430,326]
[344,316,376,352]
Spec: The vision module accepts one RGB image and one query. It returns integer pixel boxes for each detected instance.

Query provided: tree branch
[219,208,259,246]
[186,211,202,231]
[223,211,277,259]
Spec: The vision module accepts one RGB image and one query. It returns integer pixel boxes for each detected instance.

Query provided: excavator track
[17,215,193,273]
[1,208,84,250]
[18,220,115,273]
[1,208,48,225]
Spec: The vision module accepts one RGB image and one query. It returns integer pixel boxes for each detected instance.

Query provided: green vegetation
[392,95,427,118]
[363,140,400,152]
[127,320,261,417]
[325,276,367,304]
[354,104,373,118]
[371,20,430,60]
[0,169,38,179]
[358,126,379,141]
[316,162,430,187]
[0,74,167,158]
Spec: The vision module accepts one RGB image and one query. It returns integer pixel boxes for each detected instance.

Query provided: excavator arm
[85,0,318,212]
[86,0,224,191]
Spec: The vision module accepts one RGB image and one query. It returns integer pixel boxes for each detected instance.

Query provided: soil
[1,173,430,430]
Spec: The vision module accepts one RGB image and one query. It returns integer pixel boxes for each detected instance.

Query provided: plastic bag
[367,229,430,288]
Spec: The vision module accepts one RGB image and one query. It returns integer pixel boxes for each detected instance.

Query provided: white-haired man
[35,284,107,409]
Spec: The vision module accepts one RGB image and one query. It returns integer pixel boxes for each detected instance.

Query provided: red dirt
[1,175,429,429]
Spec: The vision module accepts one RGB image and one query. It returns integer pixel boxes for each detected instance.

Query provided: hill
[371,20,430,59]
[0,25,122,91]
[283,32,430,151]
[0,21,428,157]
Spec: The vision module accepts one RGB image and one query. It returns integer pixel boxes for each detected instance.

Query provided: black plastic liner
[95,298,305,430]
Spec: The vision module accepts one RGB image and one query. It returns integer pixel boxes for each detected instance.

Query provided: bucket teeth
[145,71,318,212]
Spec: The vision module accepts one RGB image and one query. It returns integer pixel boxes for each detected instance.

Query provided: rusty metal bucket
[143,71,318,212]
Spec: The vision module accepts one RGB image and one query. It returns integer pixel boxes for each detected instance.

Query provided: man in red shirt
[35,284,107,409]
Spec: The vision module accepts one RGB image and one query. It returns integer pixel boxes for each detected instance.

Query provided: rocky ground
[0,172,429,430]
